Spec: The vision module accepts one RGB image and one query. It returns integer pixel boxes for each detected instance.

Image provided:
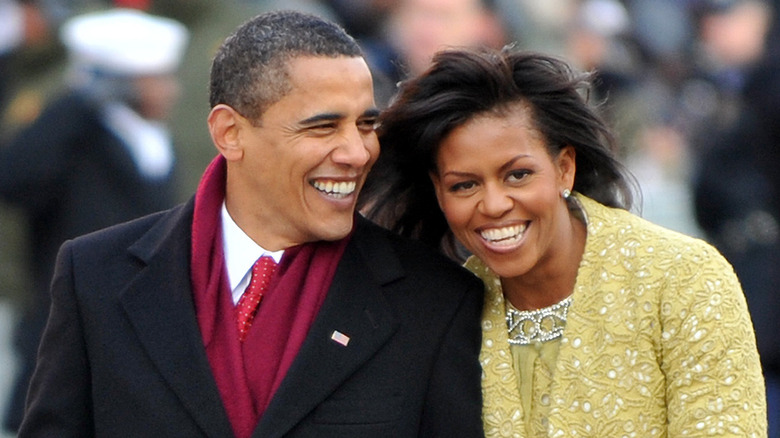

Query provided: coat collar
[119,208,405,438]
[254,216,404,438]
[119,199,235,438]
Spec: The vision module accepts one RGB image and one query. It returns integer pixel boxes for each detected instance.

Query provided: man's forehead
[278,56,376,114]
[284,54,370,73]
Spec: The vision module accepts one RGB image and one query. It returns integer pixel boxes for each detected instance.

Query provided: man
[0,0,49,119]
[357,0,507,107]
[1,8,188,433]
[691,1,780,434]
[18,10,484,438]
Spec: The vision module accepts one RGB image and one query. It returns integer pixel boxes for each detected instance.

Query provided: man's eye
[358,119,378,132]
[312,123,337,131]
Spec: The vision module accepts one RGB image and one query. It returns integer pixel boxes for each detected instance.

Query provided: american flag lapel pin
[331,330,350,347]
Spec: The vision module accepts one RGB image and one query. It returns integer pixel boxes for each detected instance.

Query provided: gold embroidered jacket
[470,194,767,437]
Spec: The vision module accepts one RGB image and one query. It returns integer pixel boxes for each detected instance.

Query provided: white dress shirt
[102,102,175,180]
[221,202,283,305]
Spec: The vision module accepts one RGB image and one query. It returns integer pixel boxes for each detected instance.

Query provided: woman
[361,47,767,437]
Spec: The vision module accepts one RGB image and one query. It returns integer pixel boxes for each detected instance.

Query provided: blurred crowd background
[0,0,778,436]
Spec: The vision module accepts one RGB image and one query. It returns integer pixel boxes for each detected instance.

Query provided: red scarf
[190,155,351,438]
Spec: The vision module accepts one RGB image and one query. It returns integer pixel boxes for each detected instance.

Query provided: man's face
[226,56,380,250]
[392,0,490,74]
[134,73,181,121]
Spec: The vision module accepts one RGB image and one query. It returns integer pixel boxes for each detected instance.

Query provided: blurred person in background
[383,0,504,77]
[0,0,56,142]
[0,7,188,433]
[493,0,579,56]
[367,0,508,106]
[685,0,773,137]
[565,0,637,101]
[690,0,780,435]
[569,0,705,238]
[0,0,51,120]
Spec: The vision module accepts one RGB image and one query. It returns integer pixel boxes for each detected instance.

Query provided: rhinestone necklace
[506,296,573,345]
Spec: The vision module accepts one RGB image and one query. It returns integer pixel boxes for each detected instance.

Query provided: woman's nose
[478,184,513,218]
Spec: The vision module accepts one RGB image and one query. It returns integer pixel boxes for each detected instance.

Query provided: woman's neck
[501,211,586,310]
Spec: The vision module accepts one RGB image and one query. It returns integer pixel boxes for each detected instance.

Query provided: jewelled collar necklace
[506,296,572,345]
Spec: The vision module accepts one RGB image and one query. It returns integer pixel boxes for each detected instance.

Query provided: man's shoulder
[68,201,191,255]
[353,216,481,286]
[350,217,483,336]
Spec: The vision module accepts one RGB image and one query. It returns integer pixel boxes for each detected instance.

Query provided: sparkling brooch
[506,296,572,345]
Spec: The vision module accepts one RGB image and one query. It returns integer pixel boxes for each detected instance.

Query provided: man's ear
[207,104,245,161]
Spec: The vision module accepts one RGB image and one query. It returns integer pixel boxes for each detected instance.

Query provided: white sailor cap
[578,0,630,37]
[60,8,189,76]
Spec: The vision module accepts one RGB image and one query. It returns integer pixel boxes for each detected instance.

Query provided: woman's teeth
[481,224,526,245]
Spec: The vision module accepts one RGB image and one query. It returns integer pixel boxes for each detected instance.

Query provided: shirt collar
[221,202,284,293]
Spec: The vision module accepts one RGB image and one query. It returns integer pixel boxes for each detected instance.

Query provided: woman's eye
[507,170,530,182]
[450,181,476,192]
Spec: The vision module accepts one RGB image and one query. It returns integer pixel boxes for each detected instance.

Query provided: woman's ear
[556,145,576,191]
[429,170,445,211]
[207,104,245,161]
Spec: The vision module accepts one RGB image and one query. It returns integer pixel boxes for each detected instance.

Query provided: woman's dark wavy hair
[360,46,637,258]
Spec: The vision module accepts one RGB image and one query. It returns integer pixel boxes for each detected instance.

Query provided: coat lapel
[253,218,404,438]
[118,201,235,438]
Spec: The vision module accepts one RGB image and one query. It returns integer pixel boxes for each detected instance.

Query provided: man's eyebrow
[299,109,380,125]
[362,108,380,118]
[299,113,343,125]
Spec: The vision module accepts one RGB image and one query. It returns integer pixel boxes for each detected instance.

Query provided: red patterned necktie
[236,256,278,341]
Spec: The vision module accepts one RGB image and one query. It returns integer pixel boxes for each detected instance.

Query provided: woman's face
[430,106,576,280]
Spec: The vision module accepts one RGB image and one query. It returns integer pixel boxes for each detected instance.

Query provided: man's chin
[314,216,355,242]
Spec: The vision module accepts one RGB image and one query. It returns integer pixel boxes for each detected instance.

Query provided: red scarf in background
[190,155,351,438]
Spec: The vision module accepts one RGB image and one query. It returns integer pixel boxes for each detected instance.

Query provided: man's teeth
[312,180,356,198]
[481,225,526,244]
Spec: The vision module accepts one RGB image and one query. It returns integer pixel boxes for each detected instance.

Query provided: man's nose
[332,127,372,167]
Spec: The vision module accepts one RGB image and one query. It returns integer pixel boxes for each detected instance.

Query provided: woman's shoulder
[578,194,729,267]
